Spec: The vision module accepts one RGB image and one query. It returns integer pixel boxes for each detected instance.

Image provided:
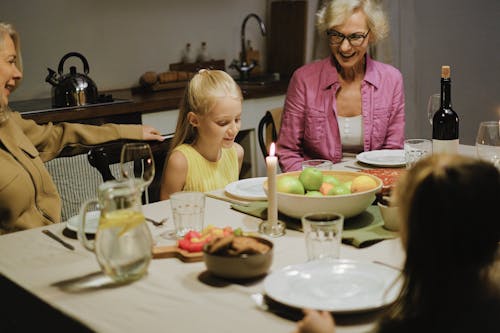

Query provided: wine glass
[476,121,500,169]
[120,143,155,204]
[427,93,440,125]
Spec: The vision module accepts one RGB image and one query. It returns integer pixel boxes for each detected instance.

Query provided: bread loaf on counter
[139,71,158,86]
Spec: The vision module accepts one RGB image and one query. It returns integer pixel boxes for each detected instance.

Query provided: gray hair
[0,23,23,74]
[0,23,22,120]
[316,0,389,43]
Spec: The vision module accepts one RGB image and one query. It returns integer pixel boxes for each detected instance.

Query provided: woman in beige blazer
[0,22,164,234]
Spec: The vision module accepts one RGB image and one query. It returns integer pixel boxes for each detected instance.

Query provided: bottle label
[432,139,459,154]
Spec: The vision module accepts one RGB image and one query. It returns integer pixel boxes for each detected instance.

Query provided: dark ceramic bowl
[203,236,273,280]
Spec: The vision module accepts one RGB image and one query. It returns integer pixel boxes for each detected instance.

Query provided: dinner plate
[66,211,100,234]
[356,149,405,167]
[264,259,401,313]
[225,177,267,200]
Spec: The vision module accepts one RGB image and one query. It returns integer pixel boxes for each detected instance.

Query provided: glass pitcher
[79,180,153,283]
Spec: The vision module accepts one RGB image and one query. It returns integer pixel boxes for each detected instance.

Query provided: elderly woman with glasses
[277,0,405,172]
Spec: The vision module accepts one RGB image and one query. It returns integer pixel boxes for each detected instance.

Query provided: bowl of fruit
[264,169,383,219]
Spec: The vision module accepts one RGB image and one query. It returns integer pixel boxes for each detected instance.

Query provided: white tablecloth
[0,145,477,332]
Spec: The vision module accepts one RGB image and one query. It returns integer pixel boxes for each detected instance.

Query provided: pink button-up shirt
[277,56,405,172]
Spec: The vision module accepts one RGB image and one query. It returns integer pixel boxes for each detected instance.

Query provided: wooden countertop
[15,80,289,125]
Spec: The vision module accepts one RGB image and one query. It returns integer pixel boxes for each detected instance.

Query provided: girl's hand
[142,125,165,141]
[292,309,335,333]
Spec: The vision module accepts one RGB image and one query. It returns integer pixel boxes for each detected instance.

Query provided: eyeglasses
[326,29,370,46]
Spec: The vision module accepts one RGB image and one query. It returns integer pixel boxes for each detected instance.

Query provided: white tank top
[338,115,364,153]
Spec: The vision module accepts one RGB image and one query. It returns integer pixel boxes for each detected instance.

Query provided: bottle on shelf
[181,43,194,64]
[432,65,459,154]
[196,42,210,63]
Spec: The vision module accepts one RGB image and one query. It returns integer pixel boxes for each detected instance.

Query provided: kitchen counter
[13,80,289,125]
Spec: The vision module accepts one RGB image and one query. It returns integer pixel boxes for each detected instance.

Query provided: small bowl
[265,170,383,219]
[378,202,400,231]
[203,236,273,280]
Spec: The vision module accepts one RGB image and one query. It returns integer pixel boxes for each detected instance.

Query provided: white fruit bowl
[264,170,383,219]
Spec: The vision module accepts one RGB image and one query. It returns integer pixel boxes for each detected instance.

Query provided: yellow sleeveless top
[174,144,239,192]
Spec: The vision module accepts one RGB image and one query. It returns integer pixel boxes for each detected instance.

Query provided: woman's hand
[292,309,335,333]
[142,125,165,141]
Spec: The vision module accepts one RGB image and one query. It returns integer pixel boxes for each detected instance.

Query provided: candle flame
[269,142,276,157]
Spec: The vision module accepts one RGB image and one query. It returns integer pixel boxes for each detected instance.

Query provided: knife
[205,192,252,207]
[42,229,75,250]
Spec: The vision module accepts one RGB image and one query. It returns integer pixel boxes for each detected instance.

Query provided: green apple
[343,180,352,191]
[298,167,323,191]
[305,190,323,197]
[277,176,305,195]
[328,183,351,195]
[323,174,341,186]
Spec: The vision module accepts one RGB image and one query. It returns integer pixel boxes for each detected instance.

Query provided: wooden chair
[257,107,283,159]
[45,138,170,221]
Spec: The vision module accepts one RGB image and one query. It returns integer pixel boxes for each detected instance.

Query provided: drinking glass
[301,212,344,261]
[476,121,500,169]
[427,93,440,125]
[301,159,334,170]
[120,143,155,204]
[404,139,432,169]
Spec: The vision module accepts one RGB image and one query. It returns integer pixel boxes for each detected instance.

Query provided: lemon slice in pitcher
[99,210,145,236]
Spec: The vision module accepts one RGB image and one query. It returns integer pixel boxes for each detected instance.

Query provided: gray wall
[3,0,268,100]
[395,0,500,145]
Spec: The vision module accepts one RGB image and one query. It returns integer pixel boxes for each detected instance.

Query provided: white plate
[264,259,401,313]
[356,149,405,167]
[66,211,100,234]
[225,177,267,200]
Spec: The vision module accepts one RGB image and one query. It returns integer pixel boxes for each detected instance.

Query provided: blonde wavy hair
[0,22,22,121]
[316,0,389,44]
[168,69,242,156]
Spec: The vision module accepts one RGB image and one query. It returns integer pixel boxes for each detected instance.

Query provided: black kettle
[45,52,99,107]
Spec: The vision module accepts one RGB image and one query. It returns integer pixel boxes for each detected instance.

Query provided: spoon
[146,216,168,227]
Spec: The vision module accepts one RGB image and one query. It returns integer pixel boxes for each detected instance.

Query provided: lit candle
[266,142,278,224]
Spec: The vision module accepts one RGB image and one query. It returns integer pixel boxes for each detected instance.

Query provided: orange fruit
[319,182,334,195]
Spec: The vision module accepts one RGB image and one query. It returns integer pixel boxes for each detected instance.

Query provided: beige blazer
[0,111,143,234]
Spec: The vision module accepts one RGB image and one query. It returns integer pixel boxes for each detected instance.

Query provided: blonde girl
[160,70,244,199]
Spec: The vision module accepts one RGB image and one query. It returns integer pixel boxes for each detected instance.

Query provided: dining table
[0,145,477,332]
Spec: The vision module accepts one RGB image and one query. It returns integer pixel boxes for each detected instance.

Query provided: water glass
[301,159,334,170]
[301,212,344,261]
[170,192,206,238]
[476,121,500,169]
[404,139,432,169]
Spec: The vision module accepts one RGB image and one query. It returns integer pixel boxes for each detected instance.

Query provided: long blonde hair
[0,22,22,121]
[168,69,242,156]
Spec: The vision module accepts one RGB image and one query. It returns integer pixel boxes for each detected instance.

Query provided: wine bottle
[432,65,459,153]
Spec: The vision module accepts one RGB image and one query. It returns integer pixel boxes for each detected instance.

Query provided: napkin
[231,203,397,248]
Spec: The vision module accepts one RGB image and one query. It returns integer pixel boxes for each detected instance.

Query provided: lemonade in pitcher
[79,180,153,283]
[96,210,152,282]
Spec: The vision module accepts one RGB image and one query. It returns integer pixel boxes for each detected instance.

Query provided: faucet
[230,13,267,81]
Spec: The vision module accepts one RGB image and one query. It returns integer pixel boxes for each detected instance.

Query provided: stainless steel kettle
[45,52,99,107]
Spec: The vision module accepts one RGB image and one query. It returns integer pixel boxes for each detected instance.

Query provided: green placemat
[231,203,397,248]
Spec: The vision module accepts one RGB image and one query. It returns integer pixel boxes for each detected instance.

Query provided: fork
[145,216,168,227]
